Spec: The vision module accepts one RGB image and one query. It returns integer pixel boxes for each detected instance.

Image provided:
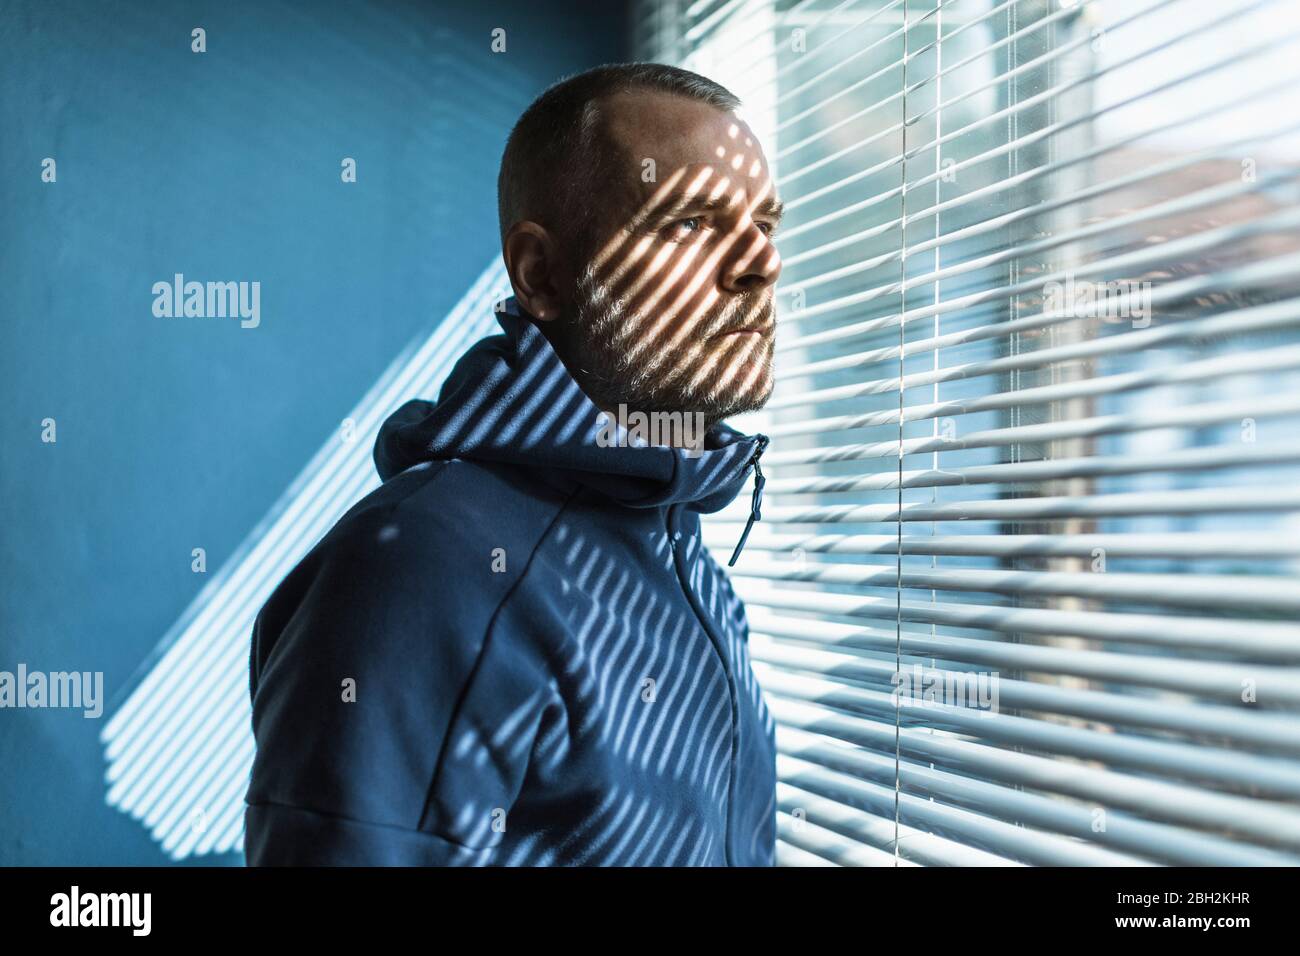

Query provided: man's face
[562,90,783,423]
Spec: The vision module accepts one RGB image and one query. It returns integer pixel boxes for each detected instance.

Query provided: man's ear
[502,221,569,322]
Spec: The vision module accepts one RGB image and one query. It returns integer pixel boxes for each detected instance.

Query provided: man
[244,62,784,866]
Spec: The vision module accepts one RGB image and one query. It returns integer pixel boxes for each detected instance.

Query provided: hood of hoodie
[373,295,767,514]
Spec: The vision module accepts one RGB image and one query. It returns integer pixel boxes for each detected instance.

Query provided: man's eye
[756,221,776,236]
[665,216,703,238]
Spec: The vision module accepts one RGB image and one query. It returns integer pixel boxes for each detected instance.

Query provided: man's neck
[535,316,716,455]
[595,402,710,455]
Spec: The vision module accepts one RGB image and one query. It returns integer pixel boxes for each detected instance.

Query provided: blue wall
[0,0,627,865]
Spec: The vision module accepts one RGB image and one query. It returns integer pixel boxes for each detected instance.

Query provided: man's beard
[561,260,776,425]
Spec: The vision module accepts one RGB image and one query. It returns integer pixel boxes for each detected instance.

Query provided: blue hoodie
[243,296,777,866]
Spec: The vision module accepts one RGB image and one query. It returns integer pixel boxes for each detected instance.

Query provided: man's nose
[719,222,782,294]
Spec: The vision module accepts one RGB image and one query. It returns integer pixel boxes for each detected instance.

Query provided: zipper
[727,434,770,567]
[666,502,739,864]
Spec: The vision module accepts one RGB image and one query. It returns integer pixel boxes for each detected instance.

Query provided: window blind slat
[731,587,1300,657]
[766,343,1300,436]
[780,232,1300,365]
[703,529,1300,560]
[759,440,1300,494]
[765,680,1300,821]
[767,371,1300,456]
[736,560,1300,614]
[750,621,1300,728]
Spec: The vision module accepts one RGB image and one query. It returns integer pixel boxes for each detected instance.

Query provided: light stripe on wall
[99,260,509,859]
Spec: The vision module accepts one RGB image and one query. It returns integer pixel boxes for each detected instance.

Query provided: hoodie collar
[373,295,767,513]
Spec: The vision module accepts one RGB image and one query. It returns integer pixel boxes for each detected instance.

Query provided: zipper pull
[728,435,769,567]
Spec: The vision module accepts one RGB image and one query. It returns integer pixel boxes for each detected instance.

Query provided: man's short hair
[496,62,741,256]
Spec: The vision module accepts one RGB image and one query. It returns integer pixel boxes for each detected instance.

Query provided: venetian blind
[635,0,1300,866]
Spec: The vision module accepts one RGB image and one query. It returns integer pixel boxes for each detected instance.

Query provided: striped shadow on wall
[98,260,508,860]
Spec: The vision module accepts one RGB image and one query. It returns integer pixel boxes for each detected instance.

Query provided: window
[637,0,1300,865]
